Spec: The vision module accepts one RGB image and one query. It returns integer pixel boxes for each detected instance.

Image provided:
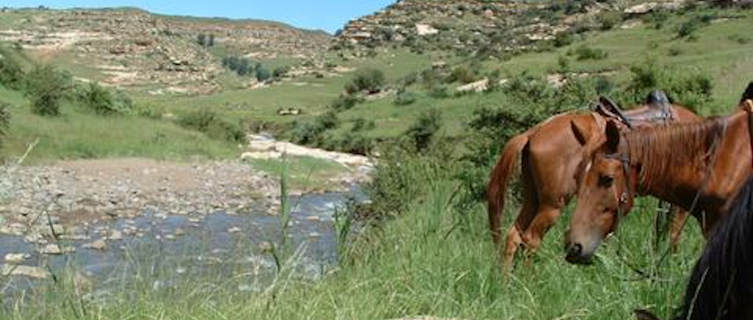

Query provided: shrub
[222,56,255,76]
[677,16,709,40]
[445,66,477,84]
[178,108,245,143]
[289,121,326,146]
[345,68,385,94]
[0,46,24,89]
[405,109,441,152]
[597,11,622,30]
[351,118,375,132]
[644,9,669,29]
[668,47,683,56]
[394,90,417,106]
[315,110,339,130]
[133,103,163,119]
[553,31,574,47]
[331,94,362,111]
[429,85,449,99]
[79,83,132,115]
[575,46,608,60]
[0,102,9,147]
[25,65,70,116]
[336,133,374,155]
[273,66,291,79]
[365,141,456,217]
[255,66,272,82]
[625,61,713,110]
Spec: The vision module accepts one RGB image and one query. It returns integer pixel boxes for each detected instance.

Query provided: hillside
[0,7,331,94]
[334,0,685,58]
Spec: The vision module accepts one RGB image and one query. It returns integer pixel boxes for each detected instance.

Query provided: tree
[25,65,70,116]
[256,66,271,82]
[197,33,206,47]
[405,109,442,152]
[208,34,215,47]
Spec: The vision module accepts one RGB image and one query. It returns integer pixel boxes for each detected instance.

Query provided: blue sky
[4,1,395,33]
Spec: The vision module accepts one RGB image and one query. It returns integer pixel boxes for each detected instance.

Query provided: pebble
[1,264,51,279]
[4,253,30,264]
[83,239,107,250]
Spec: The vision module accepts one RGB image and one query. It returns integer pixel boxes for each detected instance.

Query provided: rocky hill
[333,0,687,58]
[0,7,331,94]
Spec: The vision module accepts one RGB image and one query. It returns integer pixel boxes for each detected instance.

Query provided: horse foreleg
[669,207,690,253]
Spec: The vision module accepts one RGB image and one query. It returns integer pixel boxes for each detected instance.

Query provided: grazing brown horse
[564,93,753,264]
[634,176,753,320]
[487,92,700,268]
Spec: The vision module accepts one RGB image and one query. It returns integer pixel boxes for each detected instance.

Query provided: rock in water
[0,265,51,279]
[83,239,107,250]
[4,253,30,264]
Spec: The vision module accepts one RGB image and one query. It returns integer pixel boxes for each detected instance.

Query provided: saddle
[593,90,674,128]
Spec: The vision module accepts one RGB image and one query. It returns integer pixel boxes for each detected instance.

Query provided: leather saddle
[593,90,674,128]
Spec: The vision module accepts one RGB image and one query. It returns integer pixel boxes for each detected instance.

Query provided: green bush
[429,85,449,99]
[25,65,71,116]
[178,108,246,143]
[597,11,622,30]
[335,133,374,155]
[446,66,477,84]
[677,15,709,40]
[351,118,375,132]
[553,31,574,47]
[331,94,363,111]
[394,90,418,106]
[405,109,441,152]
[0,46,25,89]
[273,66,291,79]
[221,56,255,76]
[644,9,669,29]
[345,68,385,94]
[0,101,10,147]
[365,141,456,217]
[133,103,164,119]
[575,46,608,60]
[78,83,132,115]
[625,61,713,111]
[255,66,272,82]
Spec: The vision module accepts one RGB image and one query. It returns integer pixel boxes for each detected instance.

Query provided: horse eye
[599,175,614,187]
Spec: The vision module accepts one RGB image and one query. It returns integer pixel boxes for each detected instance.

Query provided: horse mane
[674,176,753,320]
[622,117,728,192]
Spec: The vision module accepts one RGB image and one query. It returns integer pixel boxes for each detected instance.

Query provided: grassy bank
[0,178,704,319]
[0,86,238,164]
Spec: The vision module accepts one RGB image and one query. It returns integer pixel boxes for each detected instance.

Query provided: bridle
[603,141,635,234]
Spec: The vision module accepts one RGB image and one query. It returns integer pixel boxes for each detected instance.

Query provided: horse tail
[487,132,530,246]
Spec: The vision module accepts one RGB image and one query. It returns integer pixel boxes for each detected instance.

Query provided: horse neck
[623,114,736,199]
[677,176,753,320]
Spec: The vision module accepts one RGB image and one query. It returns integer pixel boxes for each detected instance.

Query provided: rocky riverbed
[0,142,372,286]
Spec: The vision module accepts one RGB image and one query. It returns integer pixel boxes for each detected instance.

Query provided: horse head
[565,119,634,264]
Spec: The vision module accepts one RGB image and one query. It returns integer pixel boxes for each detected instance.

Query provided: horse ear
[605,120,621,153]
[633,309,661,320]
[570,120,589,146]
[740,81,753,104]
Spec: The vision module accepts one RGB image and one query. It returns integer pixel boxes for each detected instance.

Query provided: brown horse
[487,92,700,268]
[634,176,753,320]
[564,95,753,264]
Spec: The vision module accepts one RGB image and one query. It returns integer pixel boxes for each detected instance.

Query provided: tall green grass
[0,177,704,319]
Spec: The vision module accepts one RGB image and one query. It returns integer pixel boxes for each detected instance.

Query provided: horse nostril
[567,243,583,257]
